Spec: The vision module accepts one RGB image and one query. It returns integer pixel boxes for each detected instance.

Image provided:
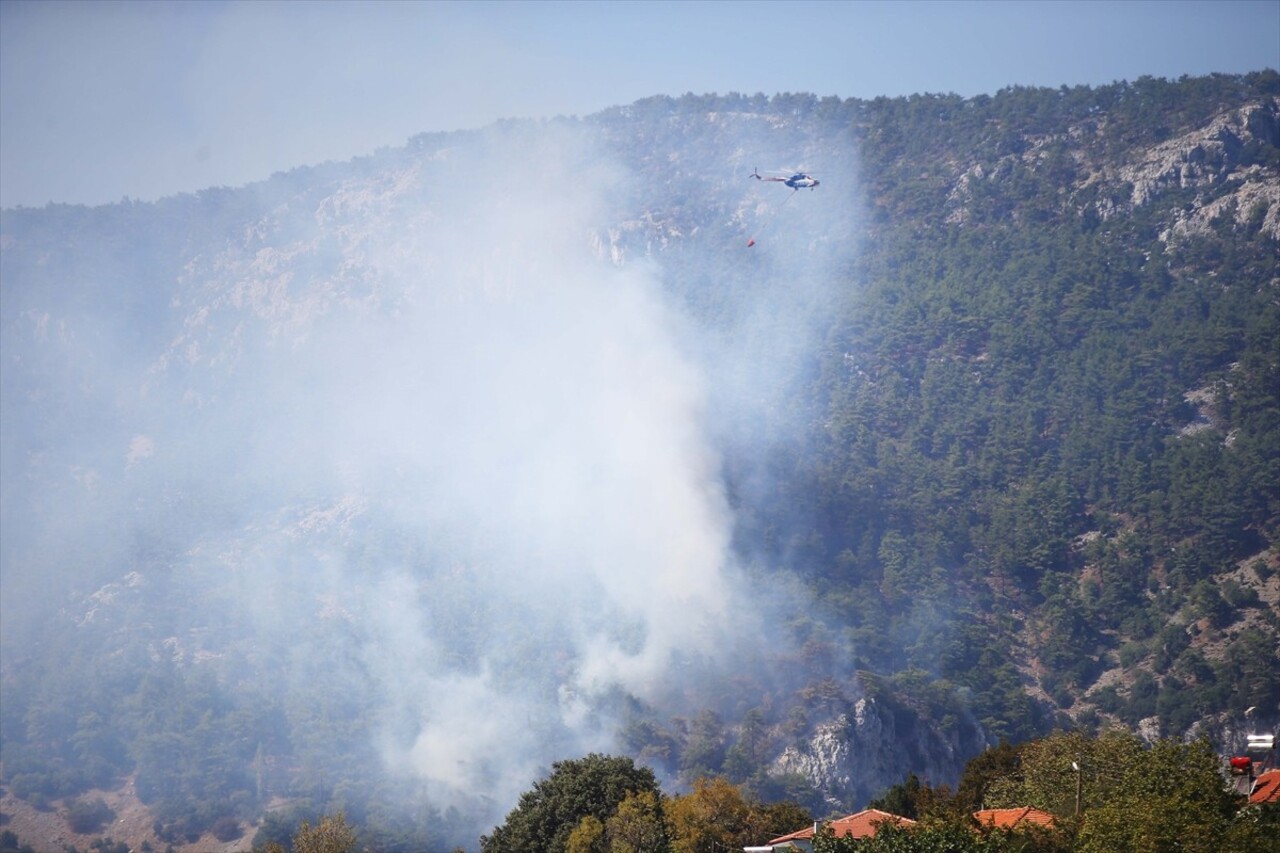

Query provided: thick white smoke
[167,123,754,813]
[2,108,857,839]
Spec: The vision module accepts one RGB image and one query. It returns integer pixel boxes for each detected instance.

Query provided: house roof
[767,809,916,844]
[1251,769,1280,805]
[973,807,1057,830]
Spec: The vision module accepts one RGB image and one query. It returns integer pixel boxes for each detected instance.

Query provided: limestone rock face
[1104,99,1280,241]
[944,97,1280,240]
[775,713,856,807]
[1118,100,1278,206]
[773,697,984,811]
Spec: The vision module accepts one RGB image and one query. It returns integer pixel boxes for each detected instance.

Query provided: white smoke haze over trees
[1,109,860,835]
[7,70,1280,852]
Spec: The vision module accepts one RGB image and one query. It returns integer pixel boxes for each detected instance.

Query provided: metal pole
[1073,758,1082,818]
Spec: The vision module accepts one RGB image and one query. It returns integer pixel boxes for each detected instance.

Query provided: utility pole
[1072,758,1082,818]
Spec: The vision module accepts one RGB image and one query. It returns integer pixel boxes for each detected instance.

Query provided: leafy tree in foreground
[605,789,669,853]
[985,729,1140,818]
[1220,802,1280,853]
[566,814,606,853]
[811,821,985,853]
[666,775,754,853]
[666,775,812,853]
[813,819,1070,853]
[1074,737,1242,853]
[978,729,1244,852]
[955,740,1021,812]
[480,754,663,853]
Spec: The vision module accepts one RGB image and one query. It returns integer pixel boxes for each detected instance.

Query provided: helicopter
[745,167,820,246]
[751,167,819,190]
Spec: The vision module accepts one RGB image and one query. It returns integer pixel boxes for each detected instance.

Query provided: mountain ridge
[2,72,1278,850]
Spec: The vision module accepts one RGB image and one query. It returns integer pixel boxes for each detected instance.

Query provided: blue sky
[2,0,1277,208]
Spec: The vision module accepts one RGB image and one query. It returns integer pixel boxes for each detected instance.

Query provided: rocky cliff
[773,692,986,812]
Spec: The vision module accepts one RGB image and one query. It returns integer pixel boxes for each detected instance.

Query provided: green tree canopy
[605,789,669,853]
[666,775,812,853]
[1074,737,1241,853]
[480,754,663,853]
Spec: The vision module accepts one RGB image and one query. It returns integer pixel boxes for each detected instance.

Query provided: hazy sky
[2,0,1277,208]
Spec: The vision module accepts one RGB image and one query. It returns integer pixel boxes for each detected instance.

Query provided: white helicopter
[745,167,820,247]
[751,167,820,190]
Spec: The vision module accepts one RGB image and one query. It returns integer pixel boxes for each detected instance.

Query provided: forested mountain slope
[594,74,1280,749]
[1,72,1277,851]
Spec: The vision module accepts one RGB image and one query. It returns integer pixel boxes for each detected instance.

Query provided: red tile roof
[1251,769,1280,805]
[974,807,1057,830]
[767,809,916,844]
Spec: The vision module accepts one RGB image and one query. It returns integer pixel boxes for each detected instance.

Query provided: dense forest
[1,72,1278,851]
